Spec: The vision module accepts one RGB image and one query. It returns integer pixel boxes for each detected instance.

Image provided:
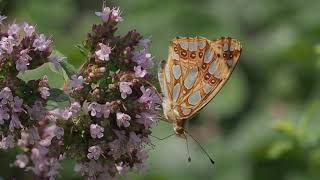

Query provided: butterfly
[158,36,242,138]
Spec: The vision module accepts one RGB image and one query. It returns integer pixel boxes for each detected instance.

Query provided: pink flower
[39,87,50,99]
[0,87,13,105]
[90,124,104,139]
[62,109,73,120]
[28,101,47,121]
[116,112,131,128]
[134,66,147,78]
[110,7,123,22]
[0,106,10,124]
[16,49,32,72]
[119,82,132,99]
[50,108,72,121]
[100,102,111,118]
[108,130,127,159]
[116,162,129,176]
[69,102,81,114]
[8,23,20,35]
[11,96,24,113]
[23,22,35,37]
[136,112,155,129]
[138,38,151,48]
[70,75,84,90]
[128,132,141,152]
[33,34,51,51]
[15,154,29,168]
[132,49,153,69]
[0,135,14,149]
[17,128,40,147]
[9,113,23,132]
[95,43,112,61]
[95,5,112,22]
[138,86,161,110]
[0,36,16,54]
[87,146,102,160]
[88,102,101,117]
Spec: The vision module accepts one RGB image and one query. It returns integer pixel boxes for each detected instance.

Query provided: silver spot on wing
[204,48,213,63]
[184,68,198,89]
[173,64,181,80]
[203,83,213,94]
[179,41,188,50]
[188,90,201,105]
[198,41,206,49]
[181,104,191,115]
[189,41,198,51]
[209,63,217,74]
[173,83,181,102]
[223,43,229,51]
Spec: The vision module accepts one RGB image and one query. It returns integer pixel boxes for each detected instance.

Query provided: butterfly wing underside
[159,37,242,122]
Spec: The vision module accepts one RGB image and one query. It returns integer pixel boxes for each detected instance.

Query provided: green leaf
[48,88,70,102]
[60,59,77,79]
[273,120,296,137]
[17,63,65,88]
[267,140,293,159]
[51,50,77,80]
[75,44,89,57]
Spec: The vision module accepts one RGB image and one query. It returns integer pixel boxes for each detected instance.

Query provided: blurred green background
[1,0,320,179]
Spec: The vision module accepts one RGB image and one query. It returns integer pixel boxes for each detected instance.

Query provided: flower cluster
[0,17,66,179]
[51,2,161,179]
[0,1,161,179]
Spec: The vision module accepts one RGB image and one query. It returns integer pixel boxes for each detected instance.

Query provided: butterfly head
[173,122,187,138]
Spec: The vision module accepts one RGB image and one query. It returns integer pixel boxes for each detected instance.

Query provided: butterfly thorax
[163,100,187,137]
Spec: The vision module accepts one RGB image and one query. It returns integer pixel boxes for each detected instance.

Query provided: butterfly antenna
[186,136,192,162]
[184,130,215,165]
[150,133,175,141]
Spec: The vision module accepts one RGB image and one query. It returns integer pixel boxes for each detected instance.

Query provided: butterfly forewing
[159,37,242,121]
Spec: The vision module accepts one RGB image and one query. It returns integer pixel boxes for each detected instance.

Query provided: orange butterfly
[158,36,242,138]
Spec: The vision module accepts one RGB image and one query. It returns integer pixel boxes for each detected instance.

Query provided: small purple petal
[116,112,131,128]
[87,145,102,160]
[70,75,84,90]
[90,124,104,139]
[95,43,112,61]
[33,34,51,51]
